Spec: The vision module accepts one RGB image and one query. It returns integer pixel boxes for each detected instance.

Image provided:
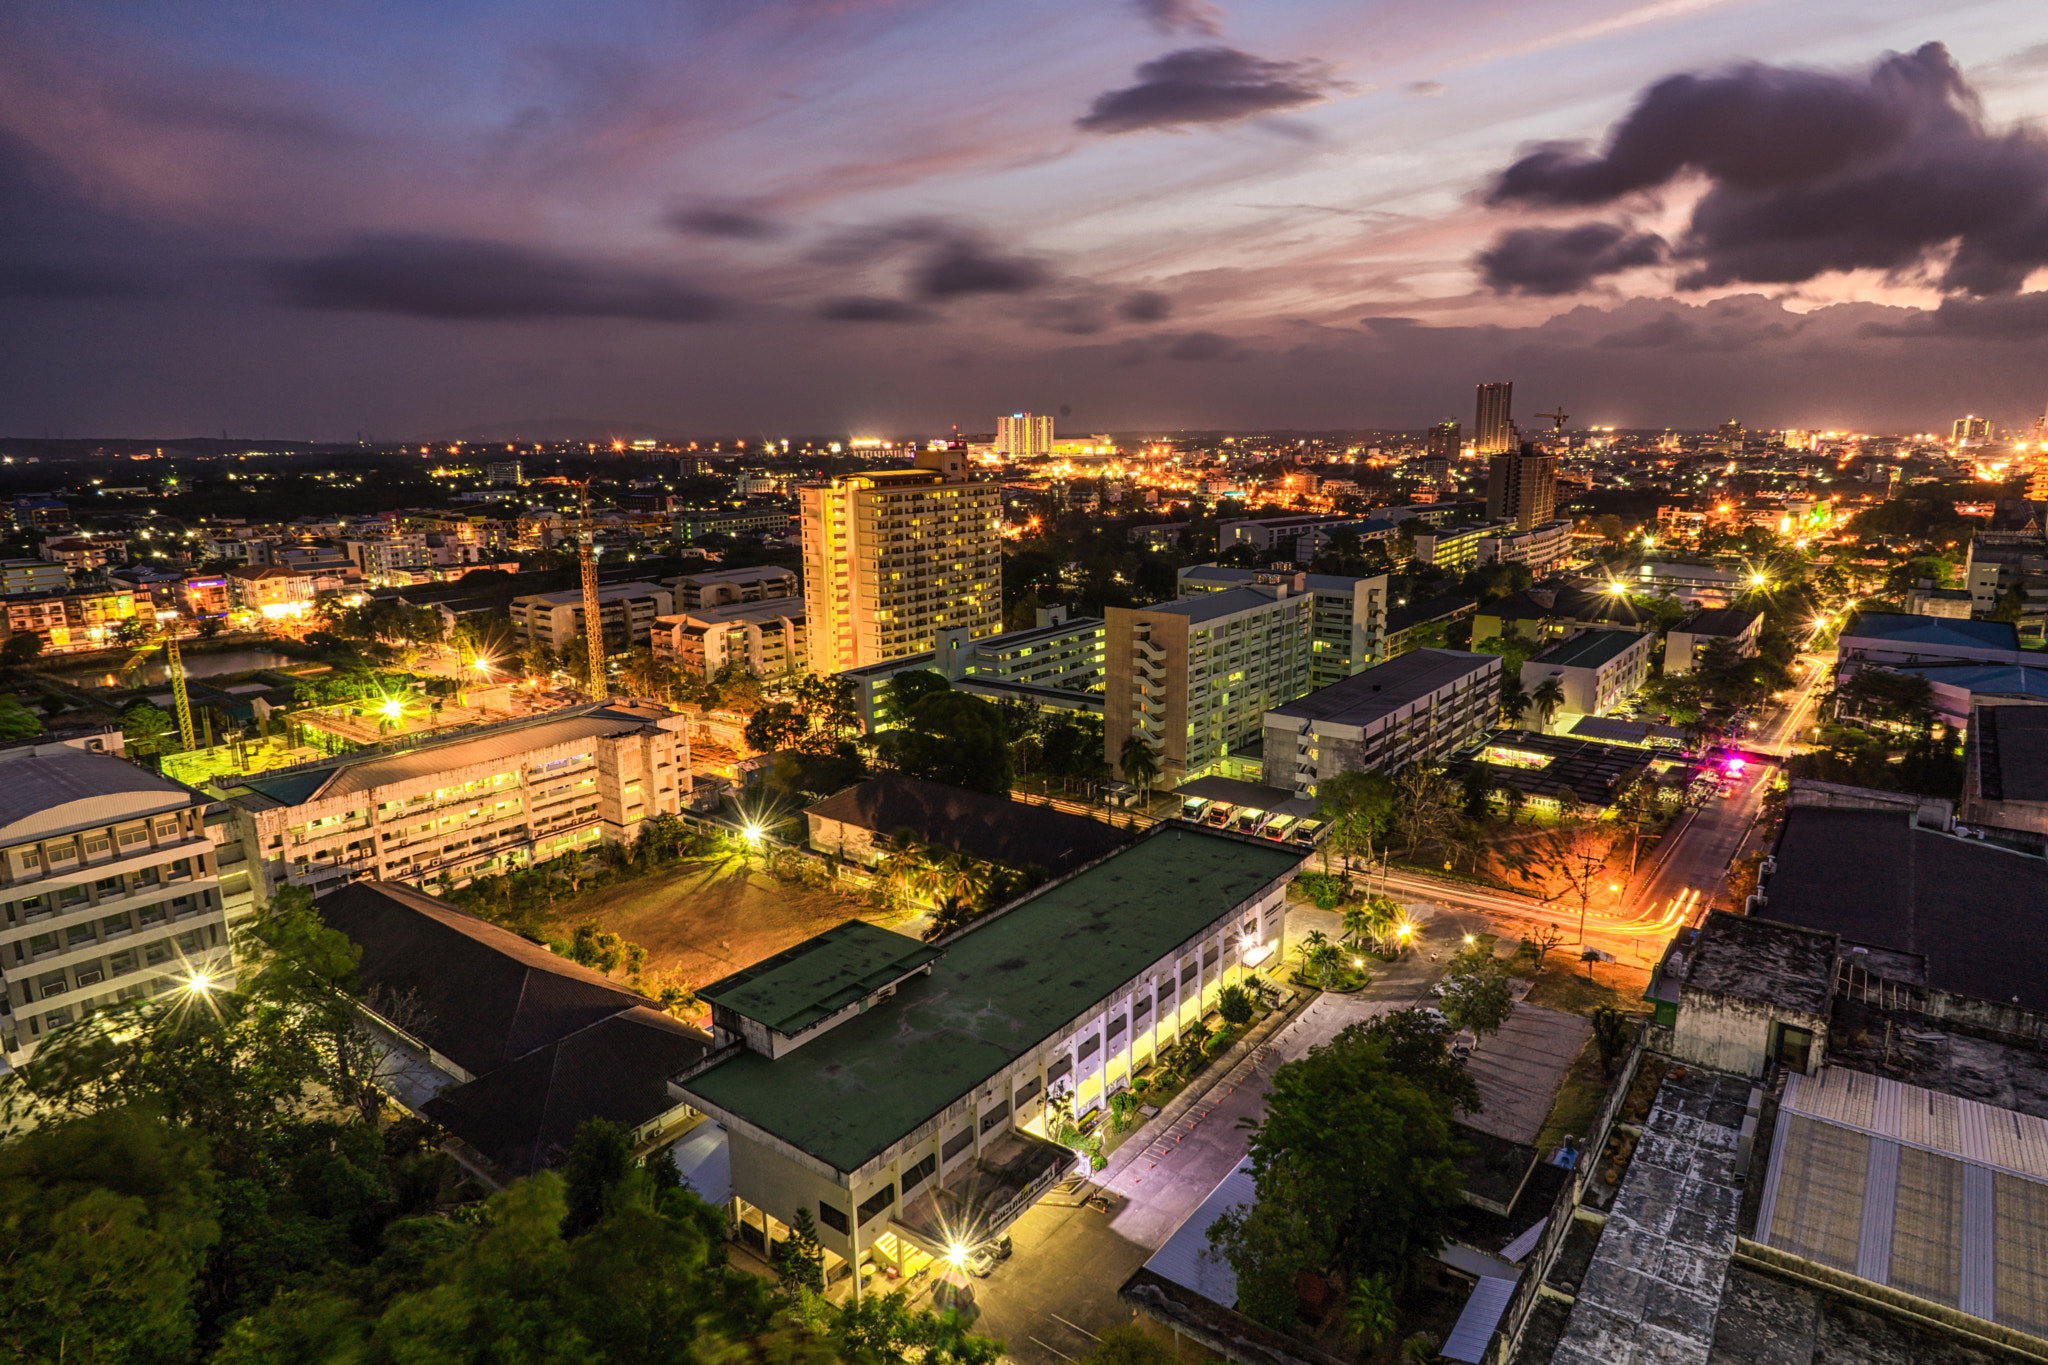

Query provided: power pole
[578,482,608,702]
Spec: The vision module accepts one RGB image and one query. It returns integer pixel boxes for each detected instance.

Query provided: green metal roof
[697,920,945,1037]
[681,826,1303,1174]
[1532,629,1642,670]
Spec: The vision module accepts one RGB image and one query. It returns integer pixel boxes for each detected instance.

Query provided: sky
[7,0,2048,440]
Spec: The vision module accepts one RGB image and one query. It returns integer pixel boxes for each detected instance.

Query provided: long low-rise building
[1835,611,2024,677]
[215,702,687,905]
[1661,606,1762,676]
[677,825,1303,1297]
[510,581,675,653]
[1261,647,1500,795]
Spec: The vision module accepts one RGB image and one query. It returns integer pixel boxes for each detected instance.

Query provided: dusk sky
[7,0,2048,440]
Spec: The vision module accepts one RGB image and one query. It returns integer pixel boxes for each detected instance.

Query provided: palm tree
[1119,735,1160,807]
[1499,673,1530,728]
[926,851,989,909]
[1340,901,1373,949]
[1343,1275,1397,1352]
[874,828,934,907]
[1532,677,1566,733]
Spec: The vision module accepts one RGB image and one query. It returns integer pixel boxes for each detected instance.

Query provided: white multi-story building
[344,535,433,584]
[995,413,1054,459]
[1263,648,1502,795]
[652,598,806,680]
[1106,583,1314,785]
[510,581,675,653]
[0,737,228,1067]
[215,702,688,905]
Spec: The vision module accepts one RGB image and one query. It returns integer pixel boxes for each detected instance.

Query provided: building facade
[652,598,806,679]
[672,565,799,610]
[1477,518,1572,570]
[1475,381,1514,455]
[0,586,138,654]
[0,747,227,1066]
[800,446,1003,673]
[1262,648,1501,795]
[1522,629,1655,721]
[216,703,688,905]
[510,581,676,653]
[1106,584,1313,785]
[1176,566,1387,689]
[1483,442,1557,532]
[995,413,1054,459]
[678,828,1301,1299]
[1662,608,1763,676]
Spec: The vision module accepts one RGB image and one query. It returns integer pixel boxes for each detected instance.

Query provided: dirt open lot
[543,859,917,990]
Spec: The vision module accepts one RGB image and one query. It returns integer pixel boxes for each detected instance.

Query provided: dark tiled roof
[316,880,651,1076]
[422,1006,709,1177]
[805,773,1133,875]
[1765,808,2048,1010]
[1976,705,2048,804]
[1682,910,1836,1015]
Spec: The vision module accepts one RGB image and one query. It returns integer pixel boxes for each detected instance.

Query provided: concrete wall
[1671,986,1827,1077]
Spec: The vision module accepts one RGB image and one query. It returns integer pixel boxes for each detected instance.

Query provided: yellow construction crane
[576,481,608,702]
[121,624,196,750]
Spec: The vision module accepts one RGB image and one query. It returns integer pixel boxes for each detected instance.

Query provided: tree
[884,691,1013,795]
[877,668,952,730]
[1517,820,1613,944]
[562,1117,635,1236]
[777,1207,827,1294]
[744,700,811,755]
[1531,677,1566,732]
[1118,734,1159,801]
[1460,759,1493,822]
[121,700,175,755]
[1521,923,1565,972]
[1,632,46,666]
[1320,769,1398,868]
[1079,1324,1175,1365]
[1591,1005,1636,1077]
[1351,1009,1480,1116]
[1207,1026,1466,1328]
[1439,952,1514,1039]
[567,921,633,975]
[1218,983,1255,1026]
[1391,764,1459,858]
[1498,671,1530,727]
[0,1108,221,1365]
[1343,1273,1398,1351]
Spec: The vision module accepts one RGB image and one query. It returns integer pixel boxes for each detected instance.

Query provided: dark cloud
[1133,0,1224,37]
[1477,223,1666,295]
[1480,43,2048,296]
[1077,47,1333,135]
[1593,313,1693,349]
[913,239,1046,298]
[0,262,154,301]
[1165,329,1236,360]
[1861,293,2048,340]
[668,205,785,241]
[1406,81,1447,97]
[816,296,933,323]
[1028,298,1106,335]
[278,235,724,321]
[1118,290,1172,322]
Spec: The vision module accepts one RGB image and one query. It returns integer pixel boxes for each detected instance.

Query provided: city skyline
[7,3,2048,439]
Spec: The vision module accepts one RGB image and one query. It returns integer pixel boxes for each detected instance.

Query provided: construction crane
[1536,407,1570,433]
[121,624,196,750]
[576,481,608,702]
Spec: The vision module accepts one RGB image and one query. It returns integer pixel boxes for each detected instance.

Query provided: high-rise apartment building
[1475,383,1514,455]
[995,413,1054,459]
[801,446,1003,673]
[1484,441,1558,532]
[1176,566,1387,689]
[1107,584,1314,786]
[1952,415,1991,447]
[1717,419,1746,453]
[1427,419,1462,459]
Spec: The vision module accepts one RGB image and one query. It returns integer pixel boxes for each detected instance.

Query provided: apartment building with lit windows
[652,597,806,680]
[1175,566,1387,689]
[1106,583,1314,786]
[215,703,687,905]
[0,585,138,655]
[800,446,1002,673]
[1262,648,1501,796]
[0,743,227,1066]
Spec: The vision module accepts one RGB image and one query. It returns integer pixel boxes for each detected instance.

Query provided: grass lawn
[541,857,916,992]
[1524,957,1653,1017]
[1534,1037,1613,1157]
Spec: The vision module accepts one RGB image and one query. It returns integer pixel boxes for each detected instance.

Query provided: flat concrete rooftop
[680,825,1303,1174]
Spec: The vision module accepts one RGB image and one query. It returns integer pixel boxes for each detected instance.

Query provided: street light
[184,971,214,995]
[945,1242,969,1269]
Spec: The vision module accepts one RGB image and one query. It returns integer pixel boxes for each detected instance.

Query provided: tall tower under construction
[1475,382,1514,455]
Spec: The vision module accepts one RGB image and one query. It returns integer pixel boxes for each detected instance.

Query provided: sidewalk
[1096,981,1321,1188]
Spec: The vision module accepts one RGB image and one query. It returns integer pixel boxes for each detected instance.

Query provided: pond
[41,647,302,690]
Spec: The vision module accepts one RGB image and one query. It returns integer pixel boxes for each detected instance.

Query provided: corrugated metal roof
[666,1121,732,1206]
[0,751,195,840]
[1442,1276,1517,1363]
[240,712,642,805]
[1141,1158,1257,1305]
